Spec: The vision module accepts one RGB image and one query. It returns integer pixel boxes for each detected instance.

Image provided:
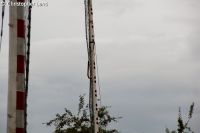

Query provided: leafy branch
[166,102,195,133]
[44,95,121,133]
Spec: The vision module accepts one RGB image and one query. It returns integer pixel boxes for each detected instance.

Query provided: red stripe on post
[17,55,25,73]
[16,91,25,110]
[17,0,25,3]
[16,128,24,133]
[17,19,25,38]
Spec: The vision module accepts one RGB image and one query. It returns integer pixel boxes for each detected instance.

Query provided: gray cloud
[0,0,200,133]
[186,31,200,62]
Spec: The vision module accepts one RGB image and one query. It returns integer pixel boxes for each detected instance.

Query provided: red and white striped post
[7,0,26,133]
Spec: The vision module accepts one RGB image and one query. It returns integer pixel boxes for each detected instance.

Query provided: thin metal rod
[25,1,32,132]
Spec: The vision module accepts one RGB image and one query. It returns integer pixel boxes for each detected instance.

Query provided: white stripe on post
[7,0,18,133]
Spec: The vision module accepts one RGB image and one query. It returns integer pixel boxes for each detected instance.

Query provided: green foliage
[165,102,195,133]
[45,95,121,133]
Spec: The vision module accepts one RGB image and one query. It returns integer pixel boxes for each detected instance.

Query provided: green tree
[166,102,195,133]
[45,95,121,133]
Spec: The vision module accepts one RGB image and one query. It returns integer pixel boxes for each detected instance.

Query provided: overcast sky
[0,0,200,133]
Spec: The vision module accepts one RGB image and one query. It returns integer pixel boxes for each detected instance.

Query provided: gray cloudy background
[0,0,200,133]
